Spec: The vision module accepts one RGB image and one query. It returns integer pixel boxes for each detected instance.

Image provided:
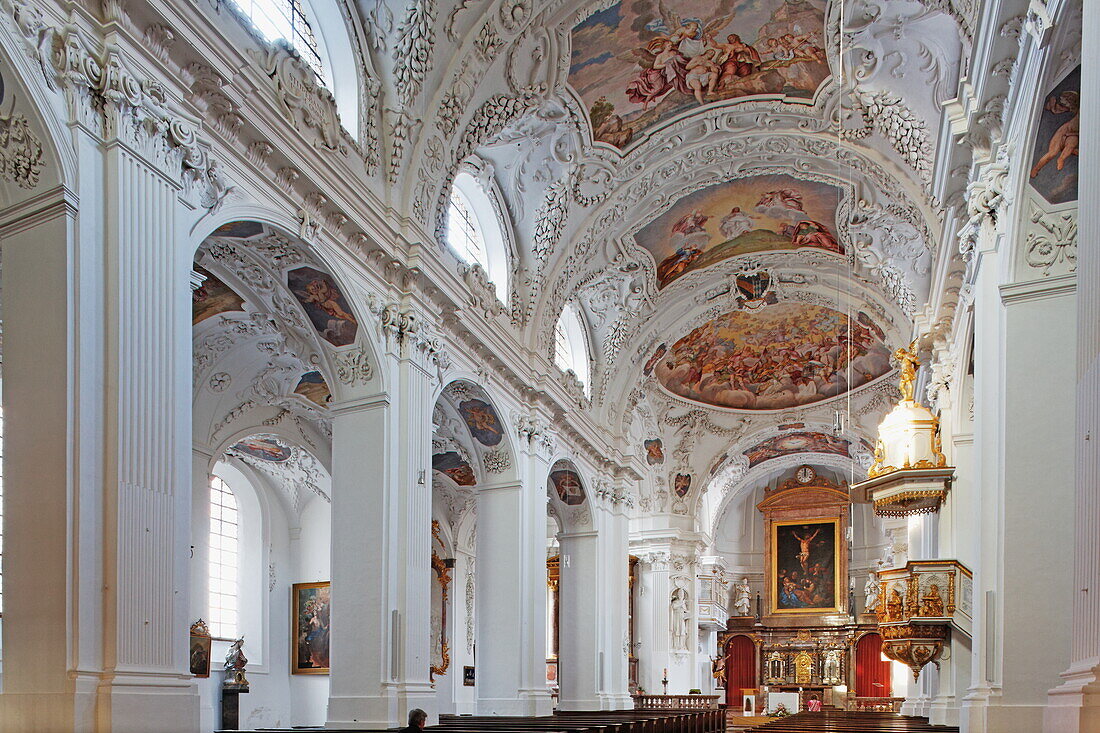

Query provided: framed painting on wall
[292,581,331,674]
[189,619,212,678]
[770,518,840,614]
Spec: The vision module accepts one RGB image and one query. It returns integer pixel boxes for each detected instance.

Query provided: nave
[0,0,1095,732]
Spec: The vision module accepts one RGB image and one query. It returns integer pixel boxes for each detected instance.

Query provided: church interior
[0,0,1094,732]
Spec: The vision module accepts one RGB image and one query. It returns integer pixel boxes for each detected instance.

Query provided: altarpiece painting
[771,518,840,614]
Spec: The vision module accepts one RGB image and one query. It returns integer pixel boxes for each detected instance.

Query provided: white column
[326,399,392,728]
[475,424,552,716]
[960,226,1006,733]
[327,328,438,729]
[558,529,600,710]
[597,491,632,709]
[0,190,105,732]
[932,378,975,727]
[634,550,672,695]
[963,237,1077,732]
[633,544,699,694]
[902,514,936,717]
[98,109,198,732]
[1044,3,1100,729]
[451,549,477,715]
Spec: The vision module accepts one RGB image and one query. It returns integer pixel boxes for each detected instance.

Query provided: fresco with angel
[634,173,842,289]
[570,0,829,149]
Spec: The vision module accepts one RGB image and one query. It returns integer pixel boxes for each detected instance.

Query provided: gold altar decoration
[794,652,813,684]
[430,521,452,678]
[853,342,954,517]
[875,560,972,680]
[758,468,851,622]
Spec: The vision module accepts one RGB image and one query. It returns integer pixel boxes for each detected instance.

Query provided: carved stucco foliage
[393,0,437,109]
[334,347,374,386]
[423,92,541,229]
[2,6,231,209]
[0,101,45,188]
[1022,200,1077,278]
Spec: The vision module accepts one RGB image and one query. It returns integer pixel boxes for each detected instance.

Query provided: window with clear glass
[554,304,590,396]
[232,0,325,80]
[447,186,491,274]
[209,476,240,639]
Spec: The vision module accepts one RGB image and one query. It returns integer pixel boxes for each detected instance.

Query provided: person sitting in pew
[402,708,427,731]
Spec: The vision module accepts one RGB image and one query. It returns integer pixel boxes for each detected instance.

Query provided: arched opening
[854,633,892,699]
[724,635,756,708]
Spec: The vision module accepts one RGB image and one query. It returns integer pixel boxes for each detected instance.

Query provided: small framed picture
[463,666,475,686]
[292,581,331,674]
[189,619,212,678]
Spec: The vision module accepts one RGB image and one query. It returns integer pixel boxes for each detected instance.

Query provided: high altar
[717,466,890,713]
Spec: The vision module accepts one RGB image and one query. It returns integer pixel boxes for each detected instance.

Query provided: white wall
[191,462,331,731]
[290,494,332,726]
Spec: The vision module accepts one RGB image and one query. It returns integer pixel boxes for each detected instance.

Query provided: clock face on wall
[796,466,816,484]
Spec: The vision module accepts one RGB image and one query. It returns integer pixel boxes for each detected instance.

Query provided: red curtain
[725,635,756,707]
[855,633,892,697]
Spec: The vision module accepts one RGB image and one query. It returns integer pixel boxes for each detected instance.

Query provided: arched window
[233,0,325,79]
[447,171,511,303]
[230,0,361,135]
[554,303,590,396]
[447,185,490,274]
[208,476,240,639]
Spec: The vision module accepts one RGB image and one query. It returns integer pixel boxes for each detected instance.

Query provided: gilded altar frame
[768,517,842,616]
[757,467,851,624]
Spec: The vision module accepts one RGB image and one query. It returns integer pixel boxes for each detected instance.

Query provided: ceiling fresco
[743,431,850,468]
[287,266,359,347]
[294,371,332,407]
[549,468,587,505]
[633,173,843,288]
[231,435,292,462]
[1029,65,1080,206]
[653,303,892,410]
[192,265,245,325]
[570,0,830,149]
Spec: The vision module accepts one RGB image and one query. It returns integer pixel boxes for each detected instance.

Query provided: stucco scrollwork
[334,347,374,386]
[1023,203,1077,277]
[251,41,347,155]
[0,99,44,189]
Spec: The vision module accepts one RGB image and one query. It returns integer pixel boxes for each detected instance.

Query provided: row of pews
[218,708,721,733]
[746,710,959,732]
[435,709,723,733]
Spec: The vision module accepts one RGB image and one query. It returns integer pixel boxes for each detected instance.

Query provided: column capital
[513,413,556,460]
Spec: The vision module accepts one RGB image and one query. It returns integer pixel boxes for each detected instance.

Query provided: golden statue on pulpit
[893,341,920,402]
[920,584,945,617]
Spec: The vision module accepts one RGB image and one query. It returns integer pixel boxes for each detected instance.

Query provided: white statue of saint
[864,571,880,612]
[733,577,752,616]
[670,588,690,650]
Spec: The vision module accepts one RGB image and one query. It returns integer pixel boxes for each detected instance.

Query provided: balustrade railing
[851,696,905,712]
[633,694,721,710]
